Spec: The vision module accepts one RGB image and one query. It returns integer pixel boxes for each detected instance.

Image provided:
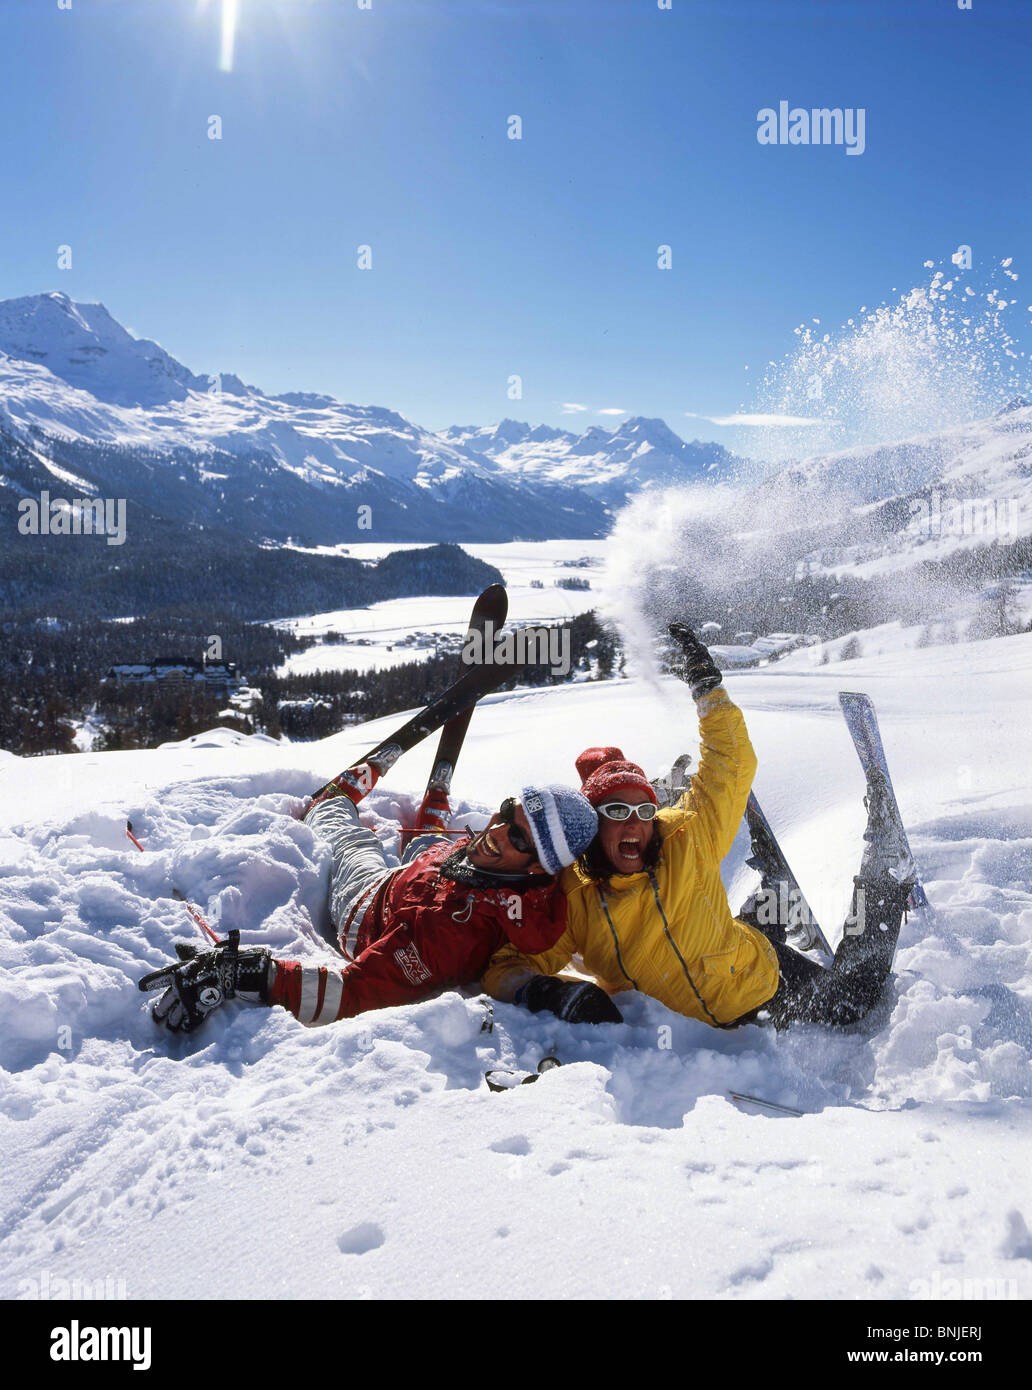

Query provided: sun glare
[195,0,240,73]
[203,0,312,74]
[219,0,240,72]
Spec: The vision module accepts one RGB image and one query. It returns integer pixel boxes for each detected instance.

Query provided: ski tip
[475,583,508,611]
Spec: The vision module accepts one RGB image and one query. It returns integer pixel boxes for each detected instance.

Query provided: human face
[467,798,547,875]
[596,787,655,874]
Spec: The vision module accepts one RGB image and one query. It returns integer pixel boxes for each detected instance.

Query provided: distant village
[103,657,262,725]
[696,623,811,669]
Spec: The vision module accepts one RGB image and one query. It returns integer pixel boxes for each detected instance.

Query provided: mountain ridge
[0,292,740,538]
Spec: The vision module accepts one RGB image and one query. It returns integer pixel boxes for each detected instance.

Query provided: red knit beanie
[575,746,658,807]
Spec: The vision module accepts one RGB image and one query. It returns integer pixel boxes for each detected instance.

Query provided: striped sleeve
[268,961,347,1026]
[268,934,436,1024]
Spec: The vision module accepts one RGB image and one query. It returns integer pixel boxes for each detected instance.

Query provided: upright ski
[745,792,834,963]
[399,584,508,855]
[303,589,522,812]
[838,691,930,911]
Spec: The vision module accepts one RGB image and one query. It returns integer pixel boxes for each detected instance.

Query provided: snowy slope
[600,405,1032,647]
[1,634,1030,1300]
[765,402,1032,576]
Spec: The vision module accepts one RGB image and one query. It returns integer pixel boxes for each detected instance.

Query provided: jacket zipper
[647,870,721,1026]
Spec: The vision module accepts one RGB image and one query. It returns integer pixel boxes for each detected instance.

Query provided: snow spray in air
[743,256,1029,467]
[603,255,1031,652]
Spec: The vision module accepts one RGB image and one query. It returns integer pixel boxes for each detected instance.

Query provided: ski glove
[668,623,723,699]
[515,974,623,1025]
[139,931,273,1034]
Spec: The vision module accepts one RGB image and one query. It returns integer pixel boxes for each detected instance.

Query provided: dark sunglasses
[497,797,536,856]
[597,801,658,822]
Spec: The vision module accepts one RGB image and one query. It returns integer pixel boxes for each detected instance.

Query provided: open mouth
[617,838,644,862]
[473,827,502,861]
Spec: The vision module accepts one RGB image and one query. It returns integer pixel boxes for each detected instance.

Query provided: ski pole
[397,827,467,834]
[126,820,221,945]
[728,1091,804,1117]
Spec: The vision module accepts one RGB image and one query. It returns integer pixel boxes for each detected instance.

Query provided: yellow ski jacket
[482,687,780,1025]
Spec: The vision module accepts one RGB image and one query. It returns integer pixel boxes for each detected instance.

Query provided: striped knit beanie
[519,784,598,876]
[575,746,658,807]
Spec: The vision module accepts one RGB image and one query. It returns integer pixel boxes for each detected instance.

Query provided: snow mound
[156,727,280,751]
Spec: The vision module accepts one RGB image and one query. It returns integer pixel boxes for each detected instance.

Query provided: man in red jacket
[140,769,598,1033]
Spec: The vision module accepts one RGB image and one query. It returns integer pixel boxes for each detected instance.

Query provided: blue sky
[1,0,1030,443]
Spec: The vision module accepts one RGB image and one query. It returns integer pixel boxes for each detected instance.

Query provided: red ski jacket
[269,837,567,1025]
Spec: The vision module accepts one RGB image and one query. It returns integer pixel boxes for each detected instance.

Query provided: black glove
[138,930,273,1034]
[515,974,623,1024]
[668,623,723,699]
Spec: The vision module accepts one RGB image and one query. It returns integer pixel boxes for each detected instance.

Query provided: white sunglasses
[597,801,658,822]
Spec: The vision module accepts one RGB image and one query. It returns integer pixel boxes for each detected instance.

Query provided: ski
[745,792,834,963]
[838,691,930,912]
[304,591,522,811]
[399,584,508,856]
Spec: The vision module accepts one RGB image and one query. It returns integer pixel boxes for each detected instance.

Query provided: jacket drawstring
[452,894,474,924]
[597,886,639,990]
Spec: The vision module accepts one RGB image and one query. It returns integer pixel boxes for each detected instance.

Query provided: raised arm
[666,625,757,861]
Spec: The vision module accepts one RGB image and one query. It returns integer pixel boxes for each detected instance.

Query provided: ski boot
[300,759,381,819]
[833,768,918,991]
[857,766,918,888]
[399,783,451,857]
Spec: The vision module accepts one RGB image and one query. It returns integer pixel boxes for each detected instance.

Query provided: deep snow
[1,632,1030,1300]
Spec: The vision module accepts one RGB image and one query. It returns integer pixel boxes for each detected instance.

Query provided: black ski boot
[832,768,918,1003]
[857,766,918,887]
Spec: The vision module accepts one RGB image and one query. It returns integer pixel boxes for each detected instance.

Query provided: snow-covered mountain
[610,401,1032,618]
[765,403,1032,578]
[0,293,611,543]
[0,292,734,544]
[0,292,213,408]
[439,415,737,505]
[8,290,1025,573]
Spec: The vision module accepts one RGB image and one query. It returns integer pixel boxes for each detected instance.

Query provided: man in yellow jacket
[482,624,916,1031]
